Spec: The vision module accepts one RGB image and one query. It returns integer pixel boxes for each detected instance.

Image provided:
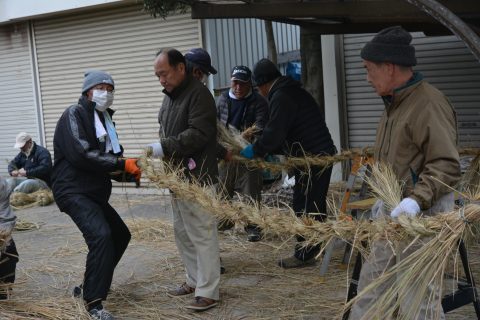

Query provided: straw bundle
[10,189,54,210]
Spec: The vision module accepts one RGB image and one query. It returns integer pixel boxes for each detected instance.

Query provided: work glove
[147,142,164,158]
[240,144,254,159]
[124,158,142,185]
[390,197,420,218]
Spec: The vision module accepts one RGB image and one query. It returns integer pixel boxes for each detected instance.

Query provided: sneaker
[217,219,235,231]
[185,296,218,311]
[167,282,195,297]
[246,227,262,242]
[89,307,115,320]
[277,256,316,269]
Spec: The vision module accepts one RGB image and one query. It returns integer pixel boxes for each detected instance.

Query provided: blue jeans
[7,177,48,193]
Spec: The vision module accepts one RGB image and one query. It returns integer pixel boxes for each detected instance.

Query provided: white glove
[390,197,420,218]
[148,142,164,158]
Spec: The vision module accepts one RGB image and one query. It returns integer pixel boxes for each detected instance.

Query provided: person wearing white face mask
[51,70,141,320]
[7,131,52,194]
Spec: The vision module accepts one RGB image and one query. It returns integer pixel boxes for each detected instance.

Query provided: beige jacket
[374,75,461,210]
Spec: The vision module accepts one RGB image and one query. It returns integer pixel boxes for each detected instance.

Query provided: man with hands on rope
[51,70,140,320]
[241,58,336,269]
[350,26,461,320]
[216,65,269,242]
[148,48,220,312]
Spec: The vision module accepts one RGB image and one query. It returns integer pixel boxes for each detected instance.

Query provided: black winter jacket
[51,96,124,205]
[8,143,52,186]
[253,76,335,157]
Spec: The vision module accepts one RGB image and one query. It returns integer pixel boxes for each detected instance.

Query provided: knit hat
[14,132,32,149]
[252,59,281,86]
[82,70,115,94]
[231,65,252,82]
[184,48,217,75]
[360,26,417,66]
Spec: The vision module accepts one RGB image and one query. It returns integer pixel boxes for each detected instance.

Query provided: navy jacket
[8,143,52,186]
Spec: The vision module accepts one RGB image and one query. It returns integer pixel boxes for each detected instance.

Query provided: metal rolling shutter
[0,22,39,176]
[344,33,480,148]
[33,4,201,160]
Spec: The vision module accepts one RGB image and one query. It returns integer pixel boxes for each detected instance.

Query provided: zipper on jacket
[378,117,389,157]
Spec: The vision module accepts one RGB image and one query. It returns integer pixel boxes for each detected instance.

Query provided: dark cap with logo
[184,48,217,75]
[231,65,252,82]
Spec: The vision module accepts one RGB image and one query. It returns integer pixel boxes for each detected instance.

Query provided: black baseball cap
[184,48,217,75]
[231,65,252,82]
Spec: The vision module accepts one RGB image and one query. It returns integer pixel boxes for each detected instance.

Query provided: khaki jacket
[374,75,461,210]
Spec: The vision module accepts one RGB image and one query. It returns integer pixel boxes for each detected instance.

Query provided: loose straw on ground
[10,189,54,210]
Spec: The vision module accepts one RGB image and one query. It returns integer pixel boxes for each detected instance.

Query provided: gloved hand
[240,144,254,159]
[390,197,420,218]
[147,142,164,158]
[124,158,142,184]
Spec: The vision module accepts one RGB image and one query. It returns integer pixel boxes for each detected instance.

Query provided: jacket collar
[382,72,423,113]
[162,75,194,99]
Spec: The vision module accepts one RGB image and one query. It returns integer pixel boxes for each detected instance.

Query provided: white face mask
[92,90,114,112]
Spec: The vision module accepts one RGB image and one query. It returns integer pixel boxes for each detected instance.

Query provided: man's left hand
[18,168,27,177]
[390,197,420,218]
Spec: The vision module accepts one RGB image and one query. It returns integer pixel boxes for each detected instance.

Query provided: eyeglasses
[93,85,114,93]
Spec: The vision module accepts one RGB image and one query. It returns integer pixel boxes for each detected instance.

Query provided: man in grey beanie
[350,26,460,319]
[52,70,141,320]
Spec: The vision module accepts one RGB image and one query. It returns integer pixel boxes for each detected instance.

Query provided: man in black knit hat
[240,58,336,269]
[350,26,460,319]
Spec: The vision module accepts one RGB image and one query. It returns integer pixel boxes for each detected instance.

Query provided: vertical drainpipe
[28,20,45,147]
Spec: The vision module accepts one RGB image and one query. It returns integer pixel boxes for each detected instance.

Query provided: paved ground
[2,189,479,319]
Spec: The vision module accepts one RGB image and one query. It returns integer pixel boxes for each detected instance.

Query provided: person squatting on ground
[349,26,461,320]
[7,132,52,194]
[148,48,220,311]
[0,177,19,299]
[240,58,336,269]
[51,70,141,320]
[216,65,269,242]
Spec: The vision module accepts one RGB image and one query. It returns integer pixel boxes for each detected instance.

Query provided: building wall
[0,22,40,176]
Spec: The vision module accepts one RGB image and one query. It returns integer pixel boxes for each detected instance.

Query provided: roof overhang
[191,0,480,35]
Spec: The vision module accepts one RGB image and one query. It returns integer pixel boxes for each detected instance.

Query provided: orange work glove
[124,158,142,184]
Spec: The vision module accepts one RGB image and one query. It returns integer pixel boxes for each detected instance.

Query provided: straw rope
[10,189,54,210]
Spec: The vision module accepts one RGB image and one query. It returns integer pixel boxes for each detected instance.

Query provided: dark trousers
[292,165,332,261]
[58,195,131,303]
[0,239,18,299]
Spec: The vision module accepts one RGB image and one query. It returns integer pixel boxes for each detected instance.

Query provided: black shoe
[73,284,83,298]
[246,225,262,242]
[278,256,316,269]
[220,257,226,274]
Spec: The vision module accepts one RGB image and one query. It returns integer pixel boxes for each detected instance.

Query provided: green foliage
[143,0,194,19]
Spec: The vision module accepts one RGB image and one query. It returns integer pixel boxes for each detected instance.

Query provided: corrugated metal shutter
[344,33,480,148]
[0,22,39,176]
[33,4,201,160]
[205,18,299,89]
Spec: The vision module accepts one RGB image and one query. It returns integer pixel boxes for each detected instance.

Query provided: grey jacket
[0,177,16,234]
[158,75,218,184]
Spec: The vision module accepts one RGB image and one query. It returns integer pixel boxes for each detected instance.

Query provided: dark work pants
[58,194,131,304]
[292,165,332,261]
[0,239,19,299]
